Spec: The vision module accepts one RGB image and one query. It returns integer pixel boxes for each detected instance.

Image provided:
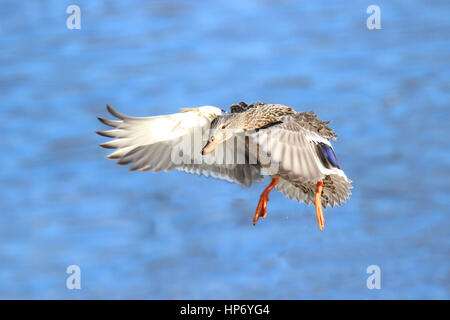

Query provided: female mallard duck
[97,102,352,230]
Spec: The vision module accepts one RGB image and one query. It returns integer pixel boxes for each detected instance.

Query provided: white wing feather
[97,105,263,187]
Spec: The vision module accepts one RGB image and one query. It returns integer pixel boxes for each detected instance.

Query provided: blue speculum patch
[317,143,341,169]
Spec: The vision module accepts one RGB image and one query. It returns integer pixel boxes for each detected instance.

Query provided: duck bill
[201,140,218,155]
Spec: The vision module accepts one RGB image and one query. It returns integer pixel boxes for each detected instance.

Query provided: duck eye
[221,125,226,129]
[210,136,215,141]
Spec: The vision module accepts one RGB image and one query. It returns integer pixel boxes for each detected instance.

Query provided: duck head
[201,115,244,155]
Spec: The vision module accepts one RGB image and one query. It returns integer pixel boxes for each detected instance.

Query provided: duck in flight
[97,102,352,230]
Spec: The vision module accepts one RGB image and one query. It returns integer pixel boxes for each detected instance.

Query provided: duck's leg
[314,180,324,231]
[253,177,279,225]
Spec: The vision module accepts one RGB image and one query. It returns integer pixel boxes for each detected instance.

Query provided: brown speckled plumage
[290,112,338,140]
[214,101,336,140]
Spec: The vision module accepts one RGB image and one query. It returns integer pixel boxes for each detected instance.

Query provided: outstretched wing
[249,113,351,207]
[97,105,263,187]
[250,113,347,182]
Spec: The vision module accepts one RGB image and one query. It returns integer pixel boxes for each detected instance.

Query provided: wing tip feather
[97,117,121,127]
[106,104,124,119]
[99,142,116,149]
[96,130,112,138]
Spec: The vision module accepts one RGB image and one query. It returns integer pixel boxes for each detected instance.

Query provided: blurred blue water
[0,0,449,299]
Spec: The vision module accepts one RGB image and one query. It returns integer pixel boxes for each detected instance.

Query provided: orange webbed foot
[253,192,269,225]
[253,177,279,226]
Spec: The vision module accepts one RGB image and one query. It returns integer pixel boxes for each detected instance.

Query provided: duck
[97,101,352,230]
